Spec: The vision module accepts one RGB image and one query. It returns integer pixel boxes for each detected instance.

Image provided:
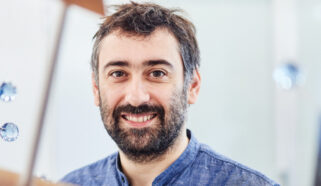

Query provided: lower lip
[122,116,156,128]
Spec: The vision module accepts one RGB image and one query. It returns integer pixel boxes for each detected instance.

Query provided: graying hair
[91,2,200,88]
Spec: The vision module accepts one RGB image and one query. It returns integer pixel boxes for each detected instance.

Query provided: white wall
[296,0,321,185]
[0,0,50,176]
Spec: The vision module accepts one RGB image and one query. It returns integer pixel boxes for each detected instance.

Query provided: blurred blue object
[273,63,303,90]
[0,123,19,142]
[0,82,17,102]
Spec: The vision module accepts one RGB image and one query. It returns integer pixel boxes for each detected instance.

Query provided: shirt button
[121,177,125,183]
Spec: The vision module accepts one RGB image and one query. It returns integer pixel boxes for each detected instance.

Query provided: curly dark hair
[91,2,200,85]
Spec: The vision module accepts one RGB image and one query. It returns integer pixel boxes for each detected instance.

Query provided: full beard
[99,88,188,163]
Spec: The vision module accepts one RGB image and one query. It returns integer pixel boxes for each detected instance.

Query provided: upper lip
[121,112,156,117]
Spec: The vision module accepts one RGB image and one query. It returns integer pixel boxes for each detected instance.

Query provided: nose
[124,77,150,106]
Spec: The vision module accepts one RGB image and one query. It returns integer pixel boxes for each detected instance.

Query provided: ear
[92,73,100,106]
[187,70,201,104]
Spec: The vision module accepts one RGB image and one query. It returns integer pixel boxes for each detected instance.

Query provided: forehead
[98,28,182,69]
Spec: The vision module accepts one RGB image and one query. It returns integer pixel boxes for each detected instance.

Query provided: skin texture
[92,28,201,186]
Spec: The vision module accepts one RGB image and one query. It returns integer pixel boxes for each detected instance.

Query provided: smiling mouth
[121,113,157,123]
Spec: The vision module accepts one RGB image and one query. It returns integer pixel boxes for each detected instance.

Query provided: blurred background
[0,0,320,185]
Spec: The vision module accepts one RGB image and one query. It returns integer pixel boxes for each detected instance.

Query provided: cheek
[99,84,125,108]
[149,85,177,110]
[148,82,171,98]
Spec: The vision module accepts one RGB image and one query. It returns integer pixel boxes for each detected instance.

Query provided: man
[61,2,279,186]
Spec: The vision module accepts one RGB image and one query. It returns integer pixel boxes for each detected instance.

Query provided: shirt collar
[114,129,200,185]
[153,129,200,184]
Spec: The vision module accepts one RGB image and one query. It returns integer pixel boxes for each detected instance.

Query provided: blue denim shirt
[61,130,279,186]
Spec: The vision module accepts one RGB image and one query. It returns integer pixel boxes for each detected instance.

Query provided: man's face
[92,28,198,162]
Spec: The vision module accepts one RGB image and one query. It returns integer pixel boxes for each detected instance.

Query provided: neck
[118,127,189,186]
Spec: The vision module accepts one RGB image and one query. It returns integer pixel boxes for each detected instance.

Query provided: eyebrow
[103,61,129,70]
[103,59,174,71]
[143,60,173,69]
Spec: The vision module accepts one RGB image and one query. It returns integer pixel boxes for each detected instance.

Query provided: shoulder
[191,143,279,186]
[60,152,118,185]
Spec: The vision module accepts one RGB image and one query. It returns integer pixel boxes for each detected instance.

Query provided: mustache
[112,104,165,119]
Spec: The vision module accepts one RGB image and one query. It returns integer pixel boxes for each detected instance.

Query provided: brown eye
[111,71,126,78]
[150,70,165,78]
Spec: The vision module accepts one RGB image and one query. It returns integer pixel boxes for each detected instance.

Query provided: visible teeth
[125,114,154,122]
